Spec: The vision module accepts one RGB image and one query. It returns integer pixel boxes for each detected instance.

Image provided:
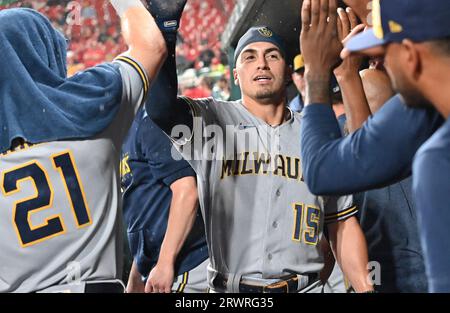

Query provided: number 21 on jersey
[292,203,320,245]
[1,151,91,247]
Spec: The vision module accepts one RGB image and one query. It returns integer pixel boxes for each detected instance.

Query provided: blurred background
[0,0,309,101]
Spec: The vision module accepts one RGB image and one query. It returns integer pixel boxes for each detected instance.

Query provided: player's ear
[401,39,421,82]
[233,68,239,86]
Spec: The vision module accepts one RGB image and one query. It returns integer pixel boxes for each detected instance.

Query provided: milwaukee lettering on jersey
[220,152,303,181]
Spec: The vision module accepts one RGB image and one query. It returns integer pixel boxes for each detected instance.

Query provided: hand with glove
[145,0,187,42]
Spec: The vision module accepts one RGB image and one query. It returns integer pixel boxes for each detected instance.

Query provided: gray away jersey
[172,97,357,285]
[0,57,147,292]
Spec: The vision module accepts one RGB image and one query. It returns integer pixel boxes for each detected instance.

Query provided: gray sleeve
[323,195,358,224]
[113,55,150,114]
[169,97,220,179]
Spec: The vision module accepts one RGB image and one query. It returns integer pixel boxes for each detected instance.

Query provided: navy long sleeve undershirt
[300,95,443,196]
[144,41,192,135]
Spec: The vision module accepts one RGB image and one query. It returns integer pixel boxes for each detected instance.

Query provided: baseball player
[299,0,443,196]
[144,1,374,293]
[0,0,167,292]
[321,7,428,292]
[342,0,450,293]
[121,107,209,293]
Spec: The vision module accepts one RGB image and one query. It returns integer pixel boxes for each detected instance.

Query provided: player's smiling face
[234,42,288,103]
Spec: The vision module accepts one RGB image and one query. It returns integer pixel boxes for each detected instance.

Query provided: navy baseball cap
[346,0,450,52]
[234,26,286,64]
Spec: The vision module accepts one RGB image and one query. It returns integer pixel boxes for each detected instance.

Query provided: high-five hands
[334,7,365,79]
[300,0,342,105]
[300,0,342,75]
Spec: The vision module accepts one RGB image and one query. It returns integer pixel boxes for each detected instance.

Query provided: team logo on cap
[389,20,403,33]
[258,27,273,37]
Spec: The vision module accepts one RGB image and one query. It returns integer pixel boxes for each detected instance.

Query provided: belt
[84,281,125,293]
[212,273,319,293]
[36,281,125,293]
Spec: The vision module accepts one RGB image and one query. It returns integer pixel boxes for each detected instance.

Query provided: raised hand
[336,7,359,43]
[300,0,341,105]
[300,0,342,75]
[333,7,371,132]
[334,7,365,79]
[146,0,188,39]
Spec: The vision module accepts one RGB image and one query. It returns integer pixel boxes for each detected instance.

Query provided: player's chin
[254,87,278,100]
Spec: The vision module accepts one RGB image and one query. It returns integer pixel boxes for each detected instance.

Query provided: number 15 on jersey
[292,203,320,246]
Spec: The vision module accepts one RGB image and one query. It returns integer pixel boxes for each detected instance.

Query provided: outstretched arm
[145,176,199,293]
[327,217,373,293]
[300,99,441,195]
[111,0,167,79]
[299,0,443,195]
[334,8,370,132]
[143,0,193,135]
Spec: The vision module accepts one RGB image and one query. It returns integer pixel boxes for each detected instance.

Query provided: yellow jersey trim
[115,55,149,98]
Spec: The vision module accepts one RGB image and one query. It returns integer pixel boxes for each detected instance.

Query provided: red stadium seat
[3,0,235,74]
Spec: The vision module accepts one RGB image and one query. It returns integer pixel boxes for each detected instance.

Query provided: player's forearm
[110,0,167,78]
[328,217,373,293]
[300,95,439,195]
[126,260,145,293]
[336,73,371,133]
[318,238,336,283]
[304,70,332,106]
[158,177,199,264]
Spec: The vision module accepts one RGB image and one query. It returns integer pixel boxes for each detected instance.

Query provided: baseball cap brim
[345,28,387,53]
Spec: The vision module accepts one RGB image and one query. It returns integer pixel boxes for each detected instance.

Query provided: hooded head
[0,8,68,80]
[0,8,123,153]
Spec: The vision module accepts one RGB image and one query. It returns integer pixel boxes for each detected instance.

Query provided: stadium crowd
[0,0,233,98]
